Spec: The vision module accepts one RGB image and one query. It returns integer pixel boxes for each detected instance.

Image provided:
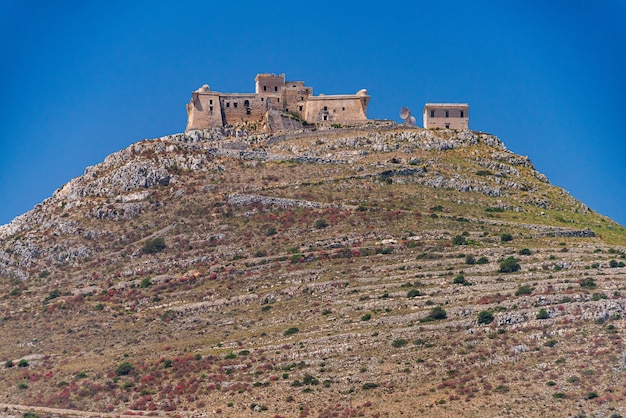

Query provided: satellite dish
[399,106,417,126]
[399,106,410,120]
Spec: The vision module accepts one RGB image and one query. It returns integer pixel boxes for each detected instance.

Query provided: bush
[536,308,549,320]
[5,360,13,368]
[500,233,513,242]
[452,235,467,245]
[406,288,422,298]
[515,285,533,296]
[421,306,447,322]
[552,392,566,399]
[392,338,408,348]
[499,257,520,273]
[143,237,166,254]
[477,310,494,324]
[465,255,476,265]
[362,382,379,390]
[139,278,151,288]
[580,277,596,289]
[115,362,135,376]
[361,313,372,321]
[476,256,489,265]
[518,248,531,256]
[283,327,299,336]
[17,359,29,368]
[587,391,598,399]
[453,275,466,284]
[314,218,329,229]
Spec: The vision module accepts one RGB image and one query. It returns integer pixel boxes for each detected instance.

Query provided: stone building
[423,103,469,130]
[185,73,370,132]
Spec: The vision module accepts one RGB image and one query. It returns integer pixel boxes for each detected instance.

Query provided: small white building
[423,103,469,130]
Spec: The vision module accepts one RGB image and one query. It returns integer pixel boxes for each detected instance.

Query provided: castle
[185,73,370,132]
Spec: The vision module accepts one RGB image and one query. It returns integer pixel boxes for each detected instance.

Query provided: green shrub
[518,248,531,256]
[361,313,372,321]
[23,414,39,418]
[139,278,151,288]
[406,288,422,298]
[453,275,466,284]
[500,233,513,242]
[18,383,28,390]
[552,392,566,399]
[314,218,329,229]
[5,359,14,368]
[465,255,476,265]
[283,327,299,336]
[499,257,520,273]
[587,391,598,399]
[580,277,596,289]
[421,306,447,322]
[536,308,549,319]
[17,359,29,368]
[476,256,489,265]
[591,292,607,301]
[224,352,237,359]
[477,311,494,324]
[392,338,408,348]
[515,285,533,296]
[362,382,378,390]
[452,235,467,245]
[115,361,135,376]
[142,237,166,254]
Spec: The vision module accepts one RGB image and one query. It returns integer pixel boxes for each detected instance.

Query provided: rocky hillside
[0,124,624,418]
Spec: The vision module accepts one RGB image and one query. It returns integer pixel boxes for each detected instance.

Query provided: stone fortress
[185,73,370,132]
[185,73,468,132]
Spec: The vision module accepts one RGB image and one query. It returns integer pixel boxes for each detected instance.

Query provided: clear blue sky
[1,1,625,226]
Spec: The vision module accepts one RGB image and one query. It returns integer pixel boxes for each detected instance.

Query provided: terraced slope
[0,125,624,417]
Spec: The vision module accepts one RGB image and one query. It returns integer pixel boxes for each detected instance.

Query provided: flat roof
[424,103,469,107]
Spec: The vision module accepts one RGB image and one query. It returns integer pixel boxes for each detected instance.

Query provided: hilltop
[0,124,624,417]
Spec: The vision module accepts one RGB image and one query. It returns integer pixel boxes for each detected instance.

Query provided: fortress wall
[186,92,223,131]
[219,94,267,126]
[282,86,313,117]
[305,96,368,123]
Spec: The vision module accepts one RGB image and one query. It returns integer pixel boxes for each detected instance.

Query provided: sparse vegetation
[142,237,166,254]
[499,256,521,273]
[477,310,494,324]
[0,126,623,416]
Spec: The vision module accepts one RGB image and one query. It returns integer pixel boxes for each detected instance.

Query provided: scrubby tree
[499,257,520,273]
[143,237,166,254]
[477,310,494,324]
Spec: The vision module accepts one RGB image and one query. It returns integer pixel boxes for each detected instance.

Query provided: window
[209,99,213,105]
[445,123,450,128]
[323,115,328,121]
[445,110,449,118]
[226,102,230,108]
[244,100,249,107]
[263,86,267,92]
[277,98,279,102]
[430,110,435,118]
[233,102,238,108]
[210,106,213,113]
[460,110,464,118]
[261,97,264,102]
[323,106,328,111]
[342,107,345,111]
[299,105,303,111]
[274,86,278,91]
